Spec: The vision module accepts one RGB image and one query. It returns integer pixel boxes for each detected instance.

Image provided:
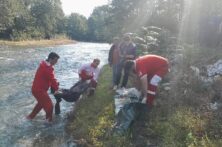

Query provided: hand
[54,90,60,95]
[86,72,92,76]
[90,79,97,88]
[141,97,147,104]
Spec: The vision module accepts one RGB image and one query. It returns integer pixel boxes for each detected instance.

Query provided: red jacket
[135,55,169,78]
[32,60,59,92]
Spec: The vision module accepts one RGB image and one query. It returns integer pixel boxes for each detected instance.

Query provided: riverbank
[0,43,110,146]
[66,65,148,146]
[66,47,222,147]
[0,38,76,48]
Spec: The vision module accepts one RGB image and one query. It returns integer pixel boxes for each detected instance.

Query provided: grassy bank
[0,38,76,48]
[66,65,132,146]
[67,50,222,147]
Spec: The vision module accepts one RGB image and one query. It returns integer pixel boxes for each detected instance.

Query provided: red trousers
[146,65,169,106]
[28,89,53,122]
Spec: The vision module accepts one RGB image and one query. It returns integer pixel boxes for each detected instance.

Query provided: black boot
[55,98,61,115]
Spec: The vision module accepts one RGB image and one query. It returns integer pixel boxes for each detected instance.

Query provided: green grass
[67,66,120,146]
[67,65,133,147]
[67,61,222,146]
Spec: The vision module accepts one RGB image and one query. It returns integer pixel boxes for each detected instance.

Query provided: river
[0,42,110,147]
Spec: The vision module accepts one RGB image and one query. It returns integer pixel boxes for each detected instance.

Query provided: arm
[118,43,125,58]
[108,45,114,65]
[90,67,100,90]
[125,43,136,60]
[79,69,93,80]
[93,67,100,82]
[79,64,93,80]
[140,74,148,98]
[47,67,59,91]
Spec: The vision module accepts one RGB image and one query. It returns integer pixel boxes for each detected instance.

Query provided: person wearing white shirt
[78,58,100,96]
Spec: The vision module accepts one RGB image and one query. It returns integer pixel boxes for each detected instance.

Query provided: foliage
[1,0,222,45]
[66,13,88,41]
[30,0,64,39]
[123,26,176,57]
[0,0,65,40]
[66,65,133,147]
[107,0,183,36]
[67,62,222,146]
[67,43,222,146]
[148,107,220,147]
[87,5,113,42]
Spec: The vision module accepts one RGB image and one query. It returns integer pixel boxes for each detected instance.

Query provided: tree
[66,13,88,40]
[0,0,65,40]
[87,5,113,42]
[0,0,27,39]
[31,0,60,39]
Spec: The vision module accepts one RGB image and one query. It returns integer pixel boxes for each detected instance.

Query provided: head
[92,58,100,68]
[124,60,135,74]
[123,34,131,45]
[112,37,119,45]
[46,52,60,66]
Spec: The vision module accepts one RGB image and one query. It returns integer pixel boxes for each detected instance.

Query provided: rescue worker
[27,52,60,122]
[123,54,169,107]
[78,58,100,96]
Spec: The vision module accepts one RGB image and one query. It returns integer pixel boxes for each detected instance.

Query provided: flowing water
[0,42,110,147]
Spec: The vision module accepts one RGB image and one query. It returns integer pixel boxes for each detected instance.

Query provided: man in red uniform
[27,52,60,122]
[78,58,100,96]
[123,55,169,107]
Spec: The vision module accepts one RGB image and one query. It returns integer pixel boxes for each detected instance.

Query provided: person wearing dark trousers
[117,34,137,88]
[108,37,120,90]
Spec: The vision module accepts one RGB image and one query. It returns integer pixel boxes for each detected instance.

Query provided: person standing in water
[27,52,60,123]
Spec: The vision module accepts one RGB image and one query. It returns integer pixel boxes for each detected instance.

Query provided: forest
[0,0,222,47]
[2,0,222,146]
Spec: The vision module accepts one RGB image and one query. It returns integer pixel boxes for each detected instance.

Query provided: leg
[27,103,42,119]
[116,61,123,86]
[55,97,62,115]
[112,65,116,86]
[121,72,129,88]
[87,79,97,96]
[27,90,44,119]
[40,92,53,122]
[121,69,129,88]
[112,64,119,90]
[146,65,169,106]
[146,75,162,106]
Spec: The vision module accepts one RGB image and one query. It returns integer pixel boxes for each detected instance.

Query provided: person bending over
[78,58,100,96]
[123,54,169,107]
